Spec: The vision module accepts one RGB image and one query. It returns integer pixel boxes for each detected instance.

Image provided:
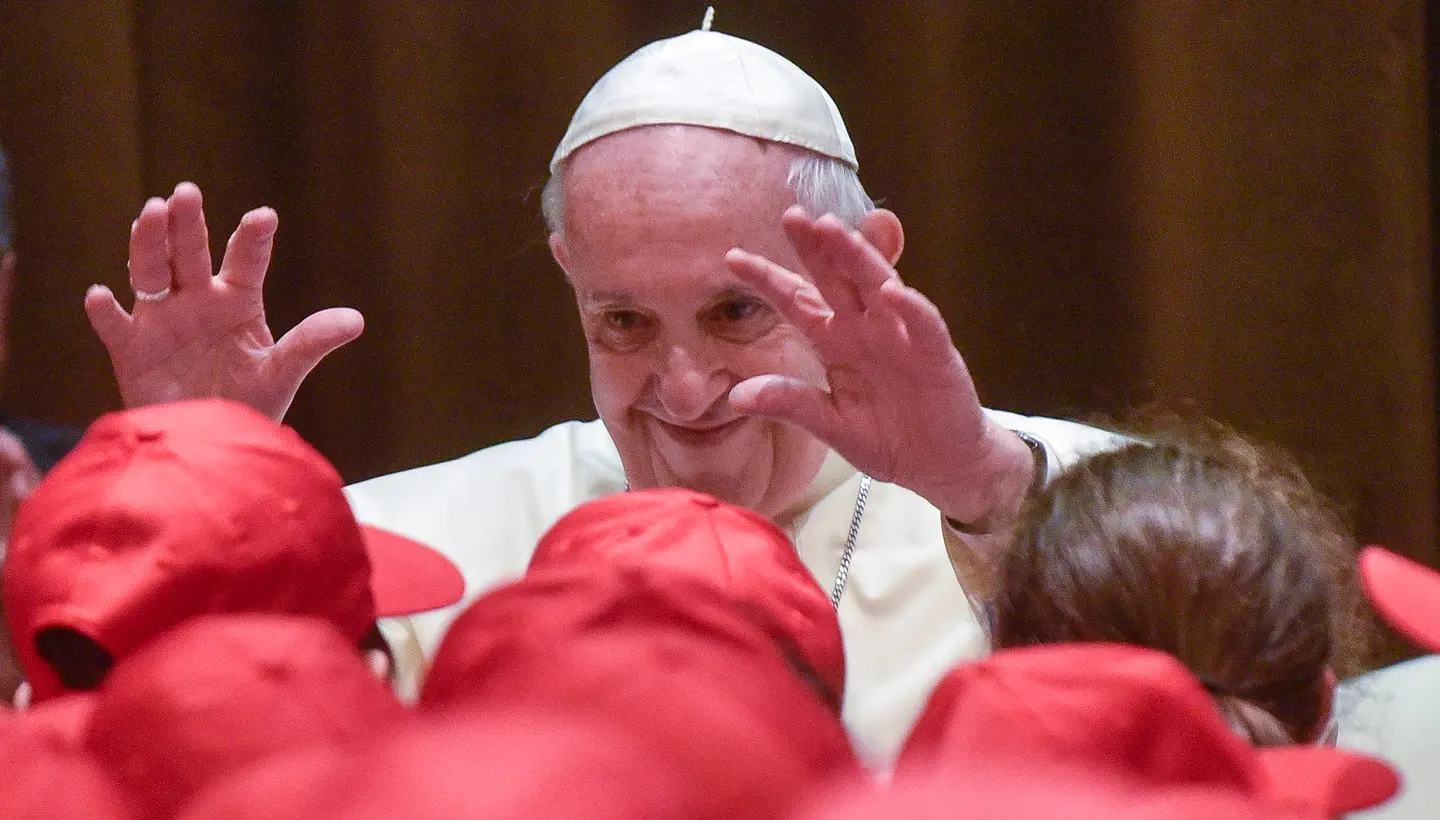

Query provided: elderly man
[83,21,1119,762]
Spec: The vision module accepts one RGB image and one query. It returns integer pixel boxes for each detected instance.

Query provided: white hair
[541,150,874,236]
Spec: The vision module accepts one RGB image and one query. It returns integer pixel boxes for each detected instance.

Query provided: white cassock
[1336,656,1440,819]
[347,409,1125,765]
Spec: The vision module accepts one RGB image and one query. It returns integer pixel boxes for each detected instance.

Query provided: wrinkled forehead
[561,125,800,237]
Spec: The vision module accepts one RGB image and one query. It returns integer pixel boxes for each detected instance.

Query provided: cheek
[587,348,653,415]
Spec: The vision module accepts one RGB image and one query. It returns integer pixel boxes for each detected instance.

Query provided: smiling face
[549,126,830,519]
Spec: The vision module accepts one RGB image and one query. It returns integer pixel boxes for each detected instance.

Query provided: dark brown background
[0,3,1434,582]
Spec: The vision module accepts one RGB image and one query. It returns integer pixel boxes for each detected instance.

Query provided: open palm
[84,183,363,421]
[725,208,1030,522]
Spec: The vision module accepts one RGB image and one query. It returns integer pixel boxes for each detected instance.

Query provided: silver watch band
[1010,429,1049,498]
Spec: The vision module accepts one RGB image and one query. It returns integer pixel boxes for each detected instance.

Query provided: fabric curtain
[0,2,1431,583]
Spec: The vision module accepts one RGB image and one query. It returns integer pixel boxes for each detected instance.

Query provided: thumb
[730,375,843,444]
[271,306,365,391]
[83,285,135,353]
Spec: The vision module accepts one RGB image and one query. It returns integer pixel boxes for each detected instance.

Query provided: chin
[616,421,824,519]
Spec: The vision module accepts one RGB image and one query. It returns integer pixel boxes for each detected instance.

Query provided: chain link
[829,474,872,608]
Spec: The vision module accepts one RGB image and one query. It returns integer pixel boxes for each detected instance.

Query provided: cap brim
[1257,746,1400,814]
[1360,545,1440,652]
[360,526,465,617]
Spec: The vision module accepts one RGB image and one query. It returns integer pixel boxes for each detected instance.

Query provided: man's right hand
[84,182,364,421]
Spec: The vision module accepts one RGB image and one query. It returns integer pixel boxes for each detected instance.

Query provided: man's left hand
[724,207,1033,526]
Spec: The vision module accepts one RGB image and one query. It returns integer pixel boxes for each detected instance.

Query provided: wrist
[942,428,1047,535]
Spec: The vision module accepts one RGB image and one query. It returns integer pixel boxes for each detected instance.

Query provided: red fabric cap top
[84,613,406,819]
[1359,545,1440,653]
[3,399,461,702]
[792,765,1314,820]
[11,692,97,750]
[529,487,844,702]
[0,716,135,820]
[898,643,1397,817]
[420,565,859,819]
[175,709,696,820]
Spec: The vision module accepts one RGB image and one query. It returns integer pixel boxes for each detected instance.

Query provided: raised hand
[724,207,1033,524]
[84,183,364,421]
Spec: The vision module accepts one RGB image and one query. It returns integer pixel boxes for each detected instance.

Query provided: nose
[655,344,731,423]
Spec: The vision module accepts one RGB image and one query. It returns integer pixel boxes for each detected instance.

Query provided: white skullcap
[550,19,856,172]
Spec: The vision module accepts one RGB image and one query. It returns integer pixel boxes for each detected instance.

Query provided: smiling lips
[653,417,748,448]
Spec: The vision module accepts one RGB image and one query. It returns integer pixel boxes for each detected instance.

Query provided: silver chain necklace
[621,473,873,609]
[829,474,872,608]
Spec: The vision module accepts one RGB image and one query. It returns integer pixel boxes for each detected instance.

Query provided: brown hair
[993,421,1370,746]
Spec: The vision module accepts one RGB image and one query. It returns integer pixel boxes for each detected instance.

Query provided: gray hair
[541,151,874,236]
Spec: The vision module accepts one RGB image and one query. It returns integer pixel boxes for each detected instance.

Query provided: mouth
[652,417,747,448]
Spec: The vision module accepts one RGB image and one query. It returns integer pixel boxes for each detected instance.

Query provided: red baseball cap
[173,744,352,820]
[0,715,135,820]
[11,692,97,749]
[420,565,859,818]
[793,765,1314,820]
[528,488,844,703]
[423,562,845,713]
[83,613,407,819]
[1359,545,1440,652]
[175,708,695,820]
[898,643,1398,817]
[3,399,463,701]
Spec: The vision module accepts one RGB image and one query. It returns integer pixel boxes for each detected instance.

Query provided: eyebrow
[578,284,762,310]
[579,291,637,308]
[707,284,762,304]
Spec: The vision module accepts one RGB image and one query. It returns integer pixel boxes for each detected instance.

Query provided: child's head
[3,399,463,701]
[993,424,1368,745]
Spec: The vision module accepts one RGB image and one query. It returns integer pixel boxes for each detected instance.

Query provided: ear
[548,232,572,276]
[859,209,904,265]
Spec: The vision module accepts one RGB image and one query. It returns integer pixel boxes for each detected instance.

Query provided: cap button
[692,495,722,509]
[135,428,164,443]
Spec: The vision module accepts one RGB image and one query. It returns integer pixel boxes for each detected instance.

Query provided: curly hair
[993,420,1370,746]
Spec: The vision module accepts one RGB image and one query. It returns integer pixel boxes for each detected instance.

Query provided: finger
[724,248,835,340]
[166,182,213,290]
[270,307,365,390]
[730,374,844,445]
[878,279,960,359]
[777,208,866,315]
[217,207,279,291]
[128,197,172,298]
[83,284,136,352]
[784,209,899,308]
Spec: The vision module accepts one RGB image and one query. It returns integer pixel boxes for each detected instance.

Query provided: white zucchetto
[550,19,856,172]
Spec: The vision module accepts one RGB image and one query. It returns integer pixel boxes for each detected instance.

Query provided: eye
[589,308,656,353]
[703,296,777,343]
[604,310,645,331]
[716,299,760,322]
